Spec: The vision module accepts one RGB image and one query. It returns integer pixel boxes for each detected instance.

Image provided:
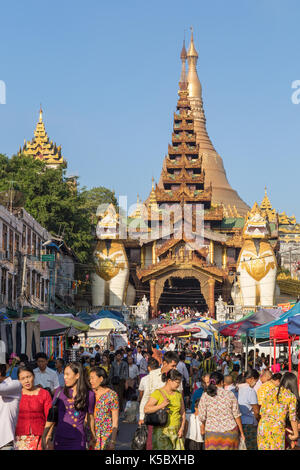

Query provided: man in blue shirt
[190,373,210,412]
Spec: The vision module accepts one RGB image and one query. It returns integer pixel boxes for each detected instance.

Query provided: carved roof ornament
[243,202,270,240]
[18,107,66,168]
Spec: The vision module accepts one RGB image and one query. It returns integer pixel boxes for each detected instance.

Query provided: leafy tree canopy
[0,154,117,265]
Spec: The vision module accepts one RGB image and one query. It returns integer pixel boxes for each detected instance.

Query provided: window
[37,274,41,299]
[41,278,45,302]
[2,224,7,251]
[9,229,13,257]
[26,270,30,297]
[31,271,36,297]
[1,268,6,295]
[14,233,19,253]
[27,228,31,255]
[32,233,37,257]
[22,225,26,249]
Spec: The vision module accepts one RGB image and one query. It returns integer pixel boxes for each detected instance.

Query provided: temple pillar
[152,241,157,265]
[209,240,214,264]
[150,279,157,318]
[222,246,227,269]
[141,245,145,268]
[208,278,215,318]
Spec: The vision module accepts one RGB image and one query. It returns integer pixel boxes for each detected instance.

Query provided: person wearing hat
[0,356,22,450]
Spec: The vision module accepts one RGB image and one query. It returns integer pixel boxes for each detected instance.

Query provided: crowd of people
[1,322,300,451]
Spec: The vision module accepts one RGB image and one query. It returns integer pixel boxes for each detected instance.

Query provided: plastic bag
[239,438,247,450]
[131,424,148,450]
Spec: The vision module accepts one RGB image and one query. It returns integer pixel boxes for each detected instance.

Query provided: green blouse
[150,389,182,428]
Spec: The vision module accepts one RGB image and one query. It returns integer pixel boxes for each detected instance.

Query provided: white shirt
[139,367,183,420]
[56,370,65,388]
[177,361,189,383]
[128,364,139,380]
[138,375,149,393]
[0,377,22,448]
[33,367,60,392]
[254,379,262,393]
[136,353,143,366]
[185,412,204,442]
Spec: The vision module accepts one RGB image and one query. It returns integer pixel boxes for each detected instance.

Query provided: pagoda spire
[185,28,249,216]
[179,37,187,89]
[39,105,43,123]
[17,108,66,169]
[186,27,202,100]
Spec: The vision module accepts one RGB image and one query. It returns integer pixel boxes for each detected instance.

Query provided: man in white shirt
[138,357,160,402]
[139,351,181,427]
[0,362,22,450]
[34,353,60,394]
[177,353,190,384]
[135,345,143,367]
[55,358,65,388]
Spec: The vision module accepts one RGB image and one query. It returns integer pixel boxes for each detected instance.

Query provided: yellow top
[150,388,182,428]
[257,380,276,406]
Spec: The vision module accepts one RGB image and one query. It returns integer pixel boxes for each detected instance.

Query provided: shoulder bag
[144,390,169,426]
[46,389,63,423]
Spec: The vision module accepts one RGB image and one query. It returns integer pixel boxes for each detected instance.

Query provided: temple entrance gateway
[157,276,208,313]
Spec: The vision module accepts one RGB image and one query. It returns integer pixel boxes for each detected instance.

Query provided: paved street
[116,418,138,450]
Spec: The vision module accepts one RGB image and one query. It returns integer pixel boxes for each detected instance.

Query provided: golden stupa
[18,108,66,169]
[184,29,249,216]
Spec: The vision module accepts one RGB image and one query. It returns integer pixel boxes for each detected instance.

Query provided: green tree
[81,186,118,227]
[0,154,116,266]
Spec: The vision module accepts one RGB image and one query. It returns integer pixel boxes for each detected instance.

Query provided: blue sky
[0,0,299,220]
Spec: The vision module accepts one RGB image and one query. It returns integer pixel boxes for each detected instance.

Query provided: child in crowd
[123,389,139,424]
[224,374,238,399]
[185,398,204,450]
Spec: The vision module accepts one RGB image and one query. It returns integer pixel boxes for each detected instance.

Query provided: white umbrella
[89,317,127,332]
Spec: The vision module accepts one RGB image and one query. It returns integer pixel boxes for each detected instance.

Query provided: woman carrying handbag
[144,369,185,450]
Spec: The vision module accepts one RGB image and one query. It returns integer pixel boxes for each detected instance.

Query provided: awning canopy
[248,303,300,339]
[270,324,289,341]
[217,308,282,337]
[24,314,90,337]
[288,315,300,336]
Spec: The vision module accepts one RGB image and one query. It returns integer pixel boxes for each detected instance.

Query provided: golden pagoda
[184,29,249,216]
[260,187,277,223]
[18,108,66,169]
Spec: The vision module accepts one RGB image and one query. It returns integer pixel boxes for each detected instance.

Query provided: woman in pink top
[198,371,245,450]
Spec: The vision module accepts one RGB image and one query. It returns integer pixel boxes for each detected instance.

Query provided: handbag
[144,390,169,427]
[238,438,247,450]
[46,389,63,424]
[131,424,148,450]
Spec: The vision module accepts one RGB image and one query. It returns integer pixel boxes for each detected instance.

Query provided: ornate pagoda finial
[39,105,43,123]
[179,36,188,89]
[187,26,198,58]
[186,28,201,100]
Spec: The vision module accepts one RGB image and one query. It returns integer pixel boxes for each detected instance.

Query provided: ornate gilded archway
[149,268,217,317]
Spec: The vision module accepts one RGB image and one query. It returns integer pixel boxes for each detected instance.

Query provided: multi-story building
[0,205,76,312]
[0,205,51,311]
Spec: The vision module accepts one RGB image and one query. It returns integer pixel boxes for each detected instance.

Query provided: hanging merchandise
[292,340,300,366]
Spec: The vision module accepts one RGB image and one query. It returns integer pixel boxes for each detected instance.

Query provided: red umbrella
[156,325,186,335]
[186,327,201,334]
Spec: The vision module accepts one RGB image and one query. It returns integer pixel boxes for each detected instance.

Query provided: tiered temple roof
[18,108,66,168]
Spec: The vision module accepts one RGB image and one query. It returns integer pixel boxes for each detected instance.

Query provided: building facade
[0,205,76,313]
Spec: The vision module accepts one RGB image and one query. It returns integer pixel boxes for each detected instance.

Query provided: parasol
[89,317,127,332]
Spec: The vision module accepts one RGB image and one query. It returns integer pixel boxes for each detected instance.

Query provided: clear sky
[0,0,299,220]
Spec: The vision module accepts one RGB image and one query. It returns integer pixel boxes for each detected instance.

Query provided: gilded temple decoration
[18,108,66,168]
